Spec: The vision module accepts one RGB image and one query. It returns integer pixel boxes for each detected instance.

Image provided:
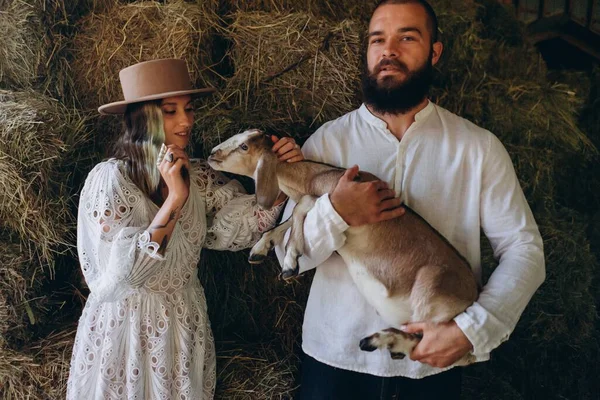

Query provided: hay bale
[207,11,362,143]
[0,0,49,89]
[0,90,91,264]
[0,0,79,101]
[70,0,219,111]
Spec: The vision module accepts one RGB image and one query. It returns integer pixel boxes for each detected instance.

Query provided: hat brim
[98,87,216,115]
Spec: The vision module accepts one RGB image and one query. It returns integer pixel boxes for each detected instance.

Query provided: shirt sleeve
[77,161,166,303]
[274,132,350,274]
[193,160,283,251]
[454,134,546,356]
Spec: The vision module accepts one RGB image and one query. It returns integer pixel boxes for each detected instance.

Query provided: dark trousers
[297,353,462,400]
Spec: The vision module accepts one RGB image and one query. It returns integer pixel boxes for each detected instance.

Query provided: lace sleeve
[77,160,165,303]
[192,160,283,251]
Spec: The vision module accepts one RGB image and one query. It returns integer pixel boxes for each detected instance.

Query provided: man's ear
[431,41,443,66]
[255,152,279,209]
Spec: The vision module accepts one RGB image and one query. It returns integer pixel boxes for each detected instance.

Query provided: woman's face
[160,95,194,148]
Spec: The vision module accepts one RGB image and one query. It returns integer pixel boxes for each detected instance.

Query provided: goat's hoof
[390,352,406,360]
[281,268,298,280]
[359,338,377,352]
[248,253,267,264]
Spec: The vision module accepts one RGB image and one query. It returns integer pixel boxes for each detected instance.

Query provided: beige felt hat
[98,58,215,115]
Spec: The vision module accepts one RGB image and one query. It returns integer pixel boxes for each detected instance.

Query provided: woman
[66,59,303,399]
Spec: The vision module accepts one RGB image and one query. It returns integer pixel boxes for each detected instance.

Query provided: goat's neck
[275,161,342,201]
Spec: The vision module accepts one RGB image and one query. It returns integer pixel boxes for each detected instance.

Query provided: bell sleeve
[193,160,283,251]
[77,161,165,303]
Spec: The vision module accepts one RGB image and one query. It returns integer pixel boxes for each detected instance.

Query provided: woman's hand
[158,144,191,205]
[271,135,304,163]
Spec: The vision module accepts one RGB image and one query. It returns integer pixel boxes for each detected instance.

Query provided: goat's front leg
[282,195,317,279]
[360,328,476,366]
[249,218,292,264]
[359,328,422,360]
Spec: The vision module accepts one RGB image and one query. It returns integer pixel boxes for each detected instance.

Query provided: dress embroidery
[67,159,282,399]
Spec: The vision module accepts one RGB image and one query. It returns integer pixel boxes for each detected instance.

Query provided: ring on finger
[166,152,174,163]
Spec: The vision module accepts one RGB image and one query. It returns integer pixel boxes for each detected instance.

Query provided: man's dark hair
[373,0,439,44]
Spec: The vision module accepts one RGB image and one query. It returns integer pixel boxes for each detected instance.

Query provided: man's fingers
[378,207,406,221]
[343,165,360,181]
[377,189,396,200]
[372,180,389,190]
[379,198,403,211]
[401,322,426,333]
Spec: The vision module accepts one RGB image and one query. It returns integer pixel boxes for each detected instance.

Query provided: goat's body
[209,132,479,364]
[276,160,478,328]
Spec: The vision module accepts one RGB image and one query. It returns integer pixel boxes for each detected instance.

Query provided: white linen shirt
[275,101,545,379]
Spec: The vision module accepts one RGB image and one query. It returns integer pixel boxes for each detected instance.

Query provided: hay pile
[223,0,374,23]
[469,209,599,400]
[215,340,299,399]
[0,328,75,399]
[70,0,219,112]
[0,0,598,399]
[428,0,596,209]
[0,90,90,398]
[194,11,362,153]
[196,1,599,399]
[0,243,40,348]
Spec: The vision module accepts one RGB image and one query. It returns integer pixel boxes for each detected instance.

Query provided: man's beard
[361,54,433,115]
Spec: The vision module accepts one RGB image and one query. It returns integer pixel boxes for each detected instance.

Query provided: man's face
[367,3,436,85]
[363,3,442,114]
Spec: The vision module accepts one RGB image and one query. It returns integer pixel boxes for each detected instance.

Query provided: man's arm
[405,134,545,368]
[454,135,545,354]
[274,137,404,273]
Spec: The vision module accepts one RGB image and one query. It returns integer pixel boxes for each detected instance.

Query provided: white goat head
[208,129,281,209]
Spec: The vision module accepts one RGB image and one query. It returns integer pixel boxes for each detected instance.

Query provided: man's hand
[402,321,473,368]
[330,165,404,226]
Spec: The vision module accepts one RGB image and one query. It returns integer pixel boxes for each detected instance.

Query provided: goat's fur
[208,130,479,365]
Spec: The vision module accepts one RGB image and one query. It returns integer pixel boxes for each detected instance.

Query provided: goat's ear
[255,153,279,209]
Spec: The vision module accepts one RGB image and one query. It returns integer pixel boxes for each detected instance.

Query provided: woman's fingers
[272,136,299,153]
[163,145,189,165]
[276,141,296,156]
[284,155,304,163]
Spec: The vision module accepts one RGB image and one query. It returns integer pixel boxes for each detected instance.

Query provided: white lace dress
[67,158,281,400]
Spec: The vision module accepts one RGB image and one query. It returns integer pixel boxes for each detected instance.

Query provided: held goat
[207,129,478,365]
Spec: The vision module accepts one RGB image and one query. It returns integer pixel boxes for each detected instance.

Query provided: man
[275,1,545,399]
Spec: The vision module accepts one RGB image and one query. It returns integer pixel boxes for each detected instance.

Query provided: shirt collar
[358,100,435,128]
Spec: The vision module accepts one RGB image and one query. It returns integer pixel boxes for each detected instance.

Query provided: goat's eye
[239,143,249,151]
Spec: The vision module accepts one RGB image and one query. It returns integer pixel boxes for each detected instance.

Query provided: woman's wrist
[165,193,186,209]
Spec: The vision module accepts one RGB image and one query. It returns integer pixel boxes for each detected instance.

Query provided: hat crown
[119,59,193,101]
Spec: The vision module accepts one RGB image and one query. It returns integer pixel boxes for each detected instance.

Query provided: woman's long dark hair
[112,101,165,198]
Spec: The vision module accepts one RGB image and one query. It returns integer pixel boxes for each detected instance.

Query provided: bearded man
[275,1,545,399]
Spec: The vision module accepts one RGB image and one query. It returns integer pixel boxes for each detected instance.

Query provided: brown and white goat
[207,129,478,364]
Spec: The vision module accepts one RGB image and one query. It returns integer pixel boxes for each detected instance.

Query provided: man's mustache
[374,58,409,75]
